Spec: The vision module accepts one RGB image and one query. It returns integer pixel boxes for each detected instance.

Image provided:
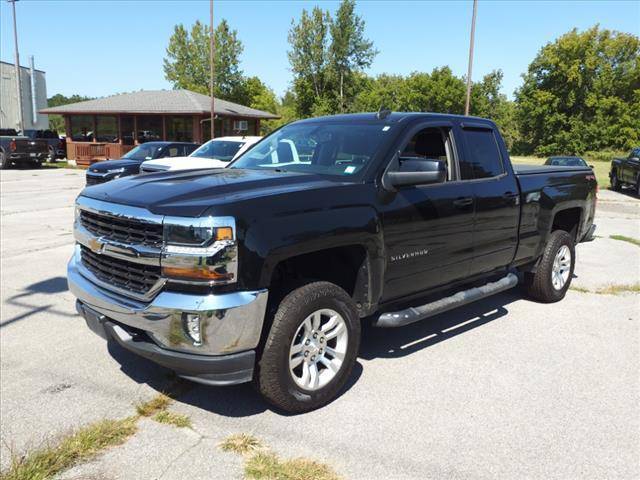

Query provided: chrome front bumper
[68,248,268,360]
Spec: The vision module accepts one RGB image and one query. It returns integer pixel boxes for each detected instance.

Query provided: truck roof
[293,111,495,126]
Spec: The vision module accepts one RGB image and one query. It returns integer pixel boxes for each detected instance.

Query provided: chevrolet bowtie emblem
[88,237,104,253]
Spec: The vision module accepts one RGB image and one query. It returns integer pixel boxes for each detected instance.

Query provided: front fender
[239,204,385,308]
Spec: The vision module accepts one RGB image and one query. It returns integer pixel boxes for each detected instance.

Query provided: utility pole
[9,0,25,132]
[209,0,215,139]
[464,0,478,116]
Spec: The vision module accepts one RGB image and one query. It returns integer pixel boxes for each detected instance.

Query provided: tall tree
[515,26,640,155]
[329,0,377,112]
[164,19,246,103]
[287,6,332,116]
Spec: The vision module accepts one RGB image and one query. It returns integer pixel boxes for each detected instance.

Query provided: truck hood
[81,168,342,217]
[141,156,229,172]
[88,158,141,172]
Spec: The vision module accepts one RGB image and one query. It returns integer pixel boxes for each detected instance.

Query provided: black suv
[85,142,199,186]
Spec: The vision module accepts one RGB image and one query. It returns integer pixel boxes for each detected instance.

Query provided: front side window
[231,122,389,177]
[191,140,245,162]
[399,127,453,181]
[461,129,504,180]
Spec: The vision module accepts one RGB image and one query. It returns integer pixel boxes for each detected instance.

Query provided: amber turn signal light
[162,266,234,282]
[215,227,234,241]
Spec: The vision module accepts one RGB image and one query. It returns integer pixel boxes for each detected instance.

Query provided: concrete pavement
[1,168,638,479]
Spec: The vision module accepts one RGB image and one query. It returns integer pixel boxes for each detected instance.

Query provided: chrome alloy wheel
[289,308,348,391]
[552,245,571,290]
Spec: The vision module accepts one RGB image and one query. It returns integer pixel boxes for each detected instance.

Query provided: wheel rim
[552,245,571,290]
[289,308,348,391]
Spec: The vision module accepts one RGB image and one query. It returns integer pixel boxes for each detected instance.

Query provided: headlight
[162,216,237,284]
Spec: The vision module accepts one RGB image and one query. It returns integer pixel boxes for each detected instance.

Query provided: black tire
[47,146,56,163]
[611,172,620,191]
[635,177,640,197]
[523,230,575,303]
[0,151,6,169]
[255,281,361,413]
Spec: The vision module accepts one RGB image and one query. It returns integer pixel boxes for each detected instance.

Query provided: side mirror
[589,164,594,169]
[383,156,447,190]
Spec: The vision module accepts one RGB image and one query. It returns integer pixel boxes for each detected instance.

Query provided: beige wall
[0,61,48,131]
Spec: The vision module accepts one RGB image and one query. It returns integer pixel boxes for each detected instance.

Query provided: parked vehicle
[610,148,640,195]
[23,129,66,161]
[68,112,597,412]
[0,129,49,168]
[140,136,261,173]
[85,142,199,186]
[545,156,590,168]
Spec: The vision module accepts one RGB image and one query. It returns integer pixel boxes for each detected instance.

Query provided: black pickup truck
[0,129,49,168]
[68,113,597,412]
[610,148,640,195]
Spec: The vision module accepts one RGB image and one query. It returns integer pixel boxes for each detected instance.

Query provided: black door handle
[503,191,520,205]
[453,197,473,208]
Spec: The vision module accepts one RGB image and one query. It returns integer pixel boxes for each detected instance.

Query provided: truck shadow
[107,338,363,418]
[360,290,521,360]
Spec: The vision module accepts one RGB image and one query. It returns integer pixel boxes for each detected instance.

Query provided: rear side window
[461,129,504,179]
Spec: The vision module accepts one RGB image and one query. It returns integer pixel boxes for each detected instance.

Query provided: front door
[380,124,475,302]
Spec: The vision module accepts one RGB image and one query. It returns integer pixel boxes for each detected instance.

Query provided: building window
[69,115,94,141]
[166,116,193,142]
[137,116,162,143]
[96,116,118,142]
[120,116,135,145]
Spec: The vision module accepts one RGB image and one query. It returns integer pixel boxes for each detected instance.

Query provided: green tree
[329,0,377,112]
[47,94,94,132]
[163,19,246,103]
[242,76,281,134]
[515,26,640,155]
[287,6,332,116]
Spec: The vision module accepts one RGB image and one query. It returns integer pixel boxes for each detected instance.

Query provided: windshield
[191,140,244,161]
[547,157,586,167]
[230,123,389,177]
[123,144,164,161]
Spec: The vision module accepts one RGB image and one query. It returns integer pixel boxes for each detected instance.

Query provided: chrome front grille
[80,210,163,248]
[80,245,161,296]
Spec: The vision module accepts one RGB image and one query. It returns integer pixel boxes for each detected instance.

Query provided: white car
[140,136,261,173]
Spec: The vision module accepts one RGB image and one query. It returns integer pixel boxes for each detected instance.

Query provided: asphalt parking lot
[1,168,639,479]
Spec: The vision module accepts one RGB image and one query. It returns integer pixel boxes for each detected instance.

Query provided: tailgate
[14,139,48,154]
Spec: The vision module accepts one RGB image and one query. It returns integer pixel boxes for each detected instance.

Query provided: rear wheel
[635,177,640,197]
[523,230,575,303]
[611,172,620,191]
[0,151,6,169]
[47,146,56,162]
[255,281,360,413]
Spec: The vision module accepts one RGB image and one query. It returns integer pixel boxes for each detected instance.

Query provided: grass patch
[245,452,340,480]
[610,235,640,247]
[153,411,191,429]
[0,417,137,480]
[569,286,590,293]
[135,393,172,417]
[41,161,80,170]
[219,433,264,456]
[596,284,640,295]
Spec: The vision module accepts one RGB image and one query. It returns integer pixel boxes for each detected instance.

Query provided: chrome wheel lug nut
[311,355,316,361]
[304,351,309,357]
[305,339,310,346]
[313,333,318,339]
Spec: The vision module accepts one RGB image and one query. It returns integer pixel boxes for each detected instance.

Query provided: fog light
[183,313,202,345]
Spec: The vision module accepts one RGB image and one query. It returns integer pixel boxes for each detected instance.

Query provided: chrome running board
[373,273,518,328]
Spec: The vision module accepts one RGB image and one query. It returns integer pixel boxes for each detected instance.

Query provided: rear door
[623,149,640,183]
[459,124,520,275]
[380,122,475,301]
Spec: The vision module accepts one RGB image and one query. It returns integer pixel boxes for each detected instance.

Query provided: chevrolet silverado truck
[610,147,640,195]
[68,112,597,413]
[0,129,48,168]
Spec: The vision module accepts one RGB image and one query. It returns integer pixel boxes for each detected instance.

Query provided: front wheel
[523,230,575,303]
[255,281,361,413]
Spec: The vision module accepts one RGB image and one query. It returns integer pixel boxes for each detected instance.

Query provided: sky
[1,0,638,102]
